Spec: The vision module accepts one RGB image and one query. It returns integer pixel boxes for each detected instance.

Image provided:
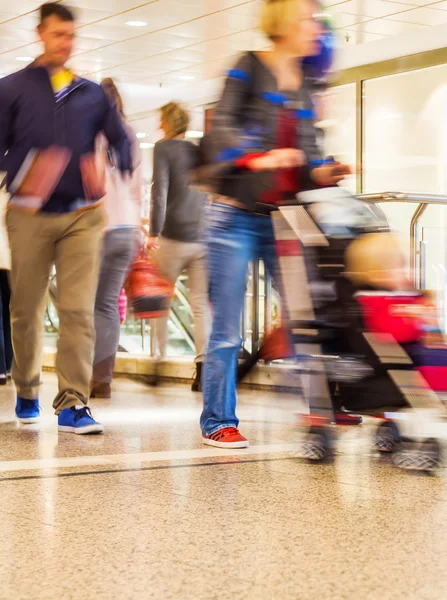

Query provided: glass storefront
[43,57,447,356]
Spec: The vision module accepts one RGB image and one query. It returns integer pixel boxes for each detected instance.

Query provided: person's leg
[185,243,211,392]
[186,243,210,363]
[2,271,13,376]
[52,207,106,425]
[92,228,138,394]
[0,271,6,382]
[201,204,254,446]
[152,237,188,359]
[6,210,56,419]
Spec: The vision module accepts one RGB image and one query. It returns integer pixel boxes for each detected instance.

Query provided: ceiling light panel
[389,6,447,25]
[0,1,41,16]
[340,0,415,18]
[71,0,145,11]
[331,12,370,28]
[74,7,115,25]
[143,31,200,51]
[351,18,427,36]
[78,18,173,43]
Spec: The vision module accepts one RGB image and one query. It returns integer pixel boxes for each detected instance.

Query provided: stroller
[271,187,446,471]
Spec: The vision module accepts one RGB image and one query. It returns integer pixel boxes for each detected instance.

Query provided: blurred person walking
[0,185,13,386]
[148,102,210,391]
[0,3,132,433]
[90,78,142,400]
[199,0,350,448]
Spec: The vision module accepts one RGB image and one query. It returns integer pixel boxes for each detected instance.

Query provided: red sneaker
[203,427,249,449]
[334,412,363,426]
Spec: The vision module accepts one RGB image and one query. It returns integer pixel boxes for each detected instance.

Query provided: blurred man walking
[0,3,132,433]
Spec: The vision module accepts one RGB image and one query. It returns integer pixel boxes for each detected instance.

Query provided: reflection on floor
[0,374,446,599]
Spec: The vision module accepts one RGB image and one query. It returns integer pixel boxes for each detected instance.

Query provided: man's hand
[248,149,305,172]
[311,162,352,187]
[146,236,160,251]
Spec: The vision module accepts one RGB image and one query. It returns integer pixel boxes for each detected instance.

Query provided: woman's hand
[146,236,160,251]
[311,162,352,187]
[248,149,305,172]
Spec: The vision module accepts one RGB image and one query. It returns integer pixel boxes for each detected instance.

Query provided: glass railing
[43,191,447,356]
[360,192,447,331]
[43,261,282,358]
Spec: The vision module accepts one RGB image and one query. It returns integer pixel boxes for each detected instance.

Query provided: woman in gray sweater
[148,102,210,390]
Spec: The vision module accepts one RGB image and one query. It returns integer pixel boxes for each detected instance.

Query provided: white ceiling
[2,0,447,88]
[2,0,447,147]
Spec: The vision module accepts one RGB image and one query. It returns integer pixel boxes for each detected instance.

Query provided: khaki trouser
[6,206,106,413]
[153,237,210,363]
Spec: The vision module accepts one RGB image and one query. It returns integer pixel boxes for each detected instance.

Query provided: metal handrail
[359,192,447,288]
[358,192,447,205]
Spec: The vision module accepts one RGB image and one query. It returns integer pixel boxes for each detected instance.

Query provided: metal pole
[251,259,260,352]
[419,240,427,290]
[264,269,273,336]
[410,203,427,287]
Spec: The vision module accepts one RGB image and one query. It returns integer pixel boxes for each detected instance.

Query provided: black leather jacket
[201,52,323,212]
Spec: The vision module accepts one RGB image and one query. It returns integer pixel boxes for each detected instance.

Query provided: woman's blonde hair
[260,0,302,42]
[160,102,190,137]
[101,77,125,119]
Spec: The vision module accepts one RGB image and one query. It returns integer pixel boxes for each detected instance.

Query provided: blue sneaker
[16,397,41,424]
[58,406,104,435]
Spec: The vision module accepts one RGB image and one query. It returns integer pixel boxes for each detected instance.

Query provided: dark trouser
[93,227,139,384]
[0,270,12,376]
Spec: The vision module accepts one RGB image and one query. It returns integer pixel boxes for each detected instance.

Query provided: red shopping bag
[125,251,174,319]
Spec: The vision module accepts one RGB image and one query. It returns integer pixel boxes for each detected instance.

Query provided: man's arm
[101,92,132,174]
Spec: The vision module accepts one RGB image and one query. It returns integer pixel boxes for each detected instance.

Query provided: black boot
[191,362,203,392]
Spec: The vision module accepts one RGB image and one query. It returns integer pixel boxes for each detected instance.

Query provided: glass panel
[320,83,357,193]
[363,64,447,248]
[421,223,447,331]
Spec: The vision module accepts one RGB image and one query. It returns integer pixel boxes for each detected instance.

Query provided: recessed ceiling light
[16,56,33,62]
[185,130,203,139]
[140,142,154,149]
[179,75,195,81]
[126,20,147,27]
[136,132,147,139]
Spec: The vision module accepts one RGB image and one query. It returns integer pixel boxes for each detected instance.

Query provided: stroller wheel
[302,426,334,462]
[392,438,441,472]
[374,420,401,454]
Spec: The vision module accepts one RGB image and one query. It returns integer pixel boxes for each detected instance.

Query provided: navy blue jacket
[0,62,132,213]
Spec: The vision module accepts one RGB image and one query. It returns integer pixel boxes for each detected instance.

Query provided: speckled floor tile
[0,374,447,599]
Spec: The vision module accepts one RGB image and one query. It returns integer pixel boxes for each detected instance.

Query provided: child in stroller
[270,189,445,470]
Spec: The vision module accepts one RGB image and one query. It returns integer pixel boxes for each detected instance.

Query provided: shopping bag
[125,250,174,319]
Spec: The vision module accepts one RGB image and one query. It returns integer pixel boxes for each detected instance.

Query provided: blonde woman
[90,78,142,399]
[148,102,210,391]
[200,0,350,448]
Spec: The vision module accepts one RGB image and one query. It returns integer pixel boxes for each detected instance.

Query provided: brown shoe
[90,382,112,399]
[191,362,203,392]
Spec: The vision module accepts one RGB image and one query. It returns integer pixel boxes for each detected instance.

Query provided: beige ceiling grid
[1,0,447,85]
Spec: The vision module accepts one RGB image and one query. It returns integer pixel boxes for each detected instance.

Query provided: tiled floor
[0,374,446,599]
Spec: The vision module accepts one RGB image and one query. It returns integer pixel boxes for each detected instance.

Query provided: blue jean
[93,227,139,383]
[200,203,278,436]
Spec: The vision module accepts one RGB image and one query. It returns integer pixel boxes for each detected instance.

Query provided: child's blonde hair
[345,232,406,286]
[160,102,190,137]
[260,0,302,42]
